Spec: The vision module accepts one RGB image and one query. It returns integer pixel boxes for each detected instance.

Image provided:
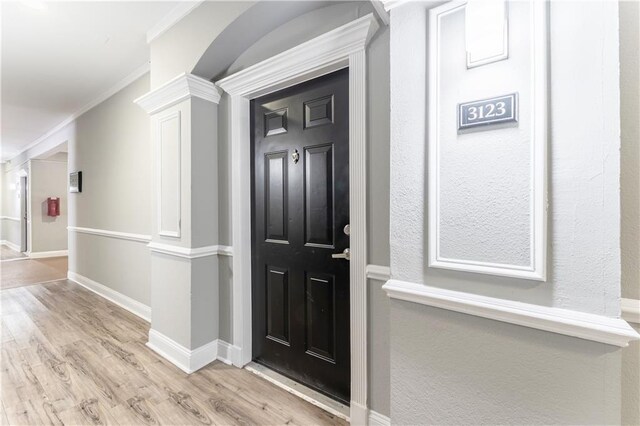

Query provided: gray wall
[619,2,639,424]
[388,0,625,423]
[68,73,152,305]
[208,2,391,415]
[29,159,68,253]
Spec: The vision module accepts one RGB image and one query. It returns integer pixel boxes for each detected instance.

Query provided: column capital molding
[135,73,221,115]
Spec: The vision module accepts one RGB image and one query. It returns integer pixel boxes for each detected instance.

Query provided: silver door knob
[332,248,350,260]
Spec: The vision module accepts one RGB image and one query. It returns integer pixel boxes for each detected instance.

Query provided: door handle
[332,248,350,260]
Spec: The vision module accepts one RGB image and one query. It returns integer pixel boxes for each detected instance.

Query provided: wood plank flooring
[0,246,27,261]
[1,279,348,425]
[1,257,68,290]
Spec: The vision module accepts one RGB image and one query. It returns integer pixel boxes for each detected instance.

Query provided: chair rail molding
[366,264,391,281]
[0,216,21,222]
[147,242,232,259]
[383,279,640,347]
[68,226,152,243]
[216,14,379,425]
[622,298,640,324]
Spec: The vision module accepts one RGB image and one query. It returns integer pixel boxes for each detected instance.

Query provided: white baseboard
[1,240,21,252]
[368,410,391,426]
[67,271,151,322]
[147,329,219,374]
[29,250,68,259]
[216,339,242,366]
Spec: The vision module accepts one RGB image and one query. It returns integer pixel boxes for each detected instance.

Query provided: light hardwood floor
[0,246,27,261]
[1,257,68,290]
[0,279,348,425]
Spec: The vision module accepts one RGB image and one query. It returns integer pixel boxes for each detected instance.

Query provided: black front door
[251,68,350,404]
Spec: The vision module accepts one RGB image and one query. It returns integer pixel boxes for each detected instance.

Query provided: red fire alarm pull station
[47,197,60,217]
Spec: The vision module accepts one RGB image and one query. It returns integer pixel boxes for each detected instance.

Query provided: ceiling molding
[134,73,221,115]
[383,279,640,347]
[8,62,150,164]
[146,1,204,44]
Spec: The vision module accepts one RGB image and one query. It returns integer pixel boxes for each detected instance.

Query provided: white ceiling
[1,1,181,162]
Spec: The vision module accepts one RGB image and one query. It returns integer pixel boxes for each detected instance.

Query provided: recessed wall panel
[428,1,547,280]
[158,111,181,238]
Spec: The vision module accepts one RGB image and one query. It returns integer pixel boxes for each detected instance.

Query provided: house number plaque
[458,93,518,131]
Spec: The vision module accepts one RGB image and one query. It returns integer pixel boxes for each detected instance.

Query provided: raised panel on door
[266,266,290,345]
[304,144,334,248]
[305,272,336,363]
[264,151,288,243]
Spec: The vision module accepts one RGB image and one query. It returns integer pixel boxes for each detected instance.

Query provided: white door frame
[216,14,379,424]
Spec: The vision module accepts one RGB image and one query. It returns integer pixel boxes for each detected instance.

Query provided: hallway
[0,277,347,425]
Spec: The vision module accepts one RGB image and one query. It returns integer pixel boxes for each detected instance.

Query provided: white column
[135,73,222,374]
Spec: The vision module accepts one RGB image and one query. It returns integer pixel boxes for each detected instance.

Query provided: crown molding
[7,62,150,164]
[383,279,640,347]
[216,14,379,98]
[146,1,204,44]
[134,73,221,115]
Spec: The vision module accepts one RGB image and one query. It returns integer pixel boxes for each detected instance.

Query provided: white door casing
[216,14,380,425]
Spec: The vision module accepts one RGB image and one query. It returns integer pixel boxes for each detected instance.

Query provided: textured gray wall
[69,73,151,305]
[390,300,621,425]
[29,159,68,253]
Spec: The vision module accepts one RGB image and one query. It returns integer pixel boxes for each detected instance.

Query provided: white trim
[382,279,640,347]
[427,1,548,281]
[216,340,242,366]
[8,62,150,164]
[368,410,391,426]
[366,264,391,281]
[369,0,390,26]
[134,73,221,115]
[28,250,68,259]
[1,240,21,252]
[216,14,379,422]
[622,298,640,324]
[380,0,411,12]
[216,14,379,98]
[157,110,182,238]
[0,216,20,222]
[68,226,151,243]
[245,362,350,422]
[67,271,151,322]
[147,329,218,374]
[146,1,204,44]
[147,242,232,259]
